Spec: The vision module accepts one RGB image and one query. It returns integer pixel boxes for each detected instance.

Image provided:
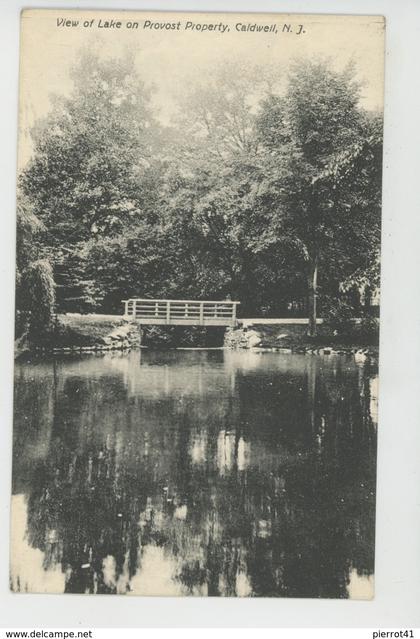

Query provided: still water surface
[12,349,378,598]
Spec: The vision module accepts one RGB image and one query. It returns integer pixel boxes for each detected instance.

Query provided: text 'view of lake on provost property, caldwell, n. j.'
[56,16,306,35]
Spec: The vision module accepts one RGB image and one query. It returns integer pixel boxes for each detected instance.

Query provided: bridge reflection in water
[11,349,377,597]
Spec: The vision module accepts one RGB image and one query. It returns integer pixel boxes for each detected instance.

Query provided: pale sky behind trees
[18,10,385,167]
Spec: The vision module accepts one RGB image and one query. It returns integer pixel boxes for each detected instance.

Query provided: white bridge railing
[122,298,239,326]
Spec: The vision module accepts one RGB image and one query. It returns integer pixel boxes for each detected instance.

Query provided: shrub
[353,316,379,343]
[24,259,56,345]
[322,296,379,344]
[322,297,355,337]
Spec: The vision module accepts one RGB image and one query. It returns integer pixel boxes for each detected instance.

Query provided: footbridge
[122,298,240,327]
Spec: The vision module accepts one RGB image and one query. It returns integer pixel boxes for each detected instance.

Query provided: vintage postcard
[11,9,384,597]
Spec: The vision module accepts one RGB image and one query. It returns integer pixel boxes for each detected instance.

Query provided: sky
[18,9,385,167]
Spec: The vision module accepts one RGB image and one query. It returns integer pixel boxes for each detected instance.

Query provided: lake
[11,349,378,598]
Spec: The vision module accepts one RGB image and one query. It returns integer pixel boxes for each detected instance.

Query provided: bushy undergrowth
[323,298,379,344]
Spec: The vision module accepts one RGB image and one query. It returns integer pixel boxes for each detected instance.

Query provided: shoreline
[18,343,379,361]
[15,313,379,359]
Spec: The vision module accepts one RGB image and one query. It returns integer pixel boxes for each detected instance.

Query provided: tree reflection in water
[11,350,377,597]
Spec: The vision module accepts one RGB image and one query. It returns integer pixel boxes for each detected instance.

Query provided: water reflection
[11,350,378,598]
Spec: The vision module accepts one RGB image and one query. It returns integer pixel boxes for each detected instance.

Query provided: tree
[168,63,304,315]
[177,61,272,159]
[24,259,56,344]
[21,50,158,242]
[19,50,162,311]
[256,60,382,335]
[164,153,304,314]
[15,193,43,311]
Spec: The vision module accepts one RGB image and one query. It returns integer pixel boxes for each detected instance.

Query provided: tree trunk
[307,255,318,337]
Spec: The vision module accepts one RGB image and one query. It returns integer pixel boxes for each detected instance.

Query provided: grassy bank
[54,314,132,346]
[16,313,140,356]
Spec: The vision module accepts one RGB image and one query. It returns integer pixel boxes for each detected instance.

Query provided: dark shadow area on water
[140,326,227,349]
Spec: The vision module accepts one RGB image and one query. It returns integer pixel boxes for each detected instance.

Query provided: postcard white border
[1,0,419,629]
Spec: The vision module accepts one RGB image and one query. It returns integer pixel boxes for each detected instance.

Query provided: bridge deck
[122,298,240,327]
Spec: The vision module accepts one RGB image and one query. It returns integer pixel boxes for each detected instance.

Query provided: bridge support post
[232,303,237,325]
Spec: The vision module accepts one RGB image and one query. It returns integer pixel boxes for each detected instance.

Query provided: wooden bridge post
[199,302,204,325]
[232,302,237,324]
[166,301,171,324]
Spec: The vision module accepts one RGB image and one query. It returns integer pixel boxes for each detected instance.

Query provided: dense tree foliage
[17,52,382,333]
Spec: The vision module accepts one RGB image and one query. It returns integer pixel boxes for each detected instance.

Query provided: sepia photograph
[11,9,384,598]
